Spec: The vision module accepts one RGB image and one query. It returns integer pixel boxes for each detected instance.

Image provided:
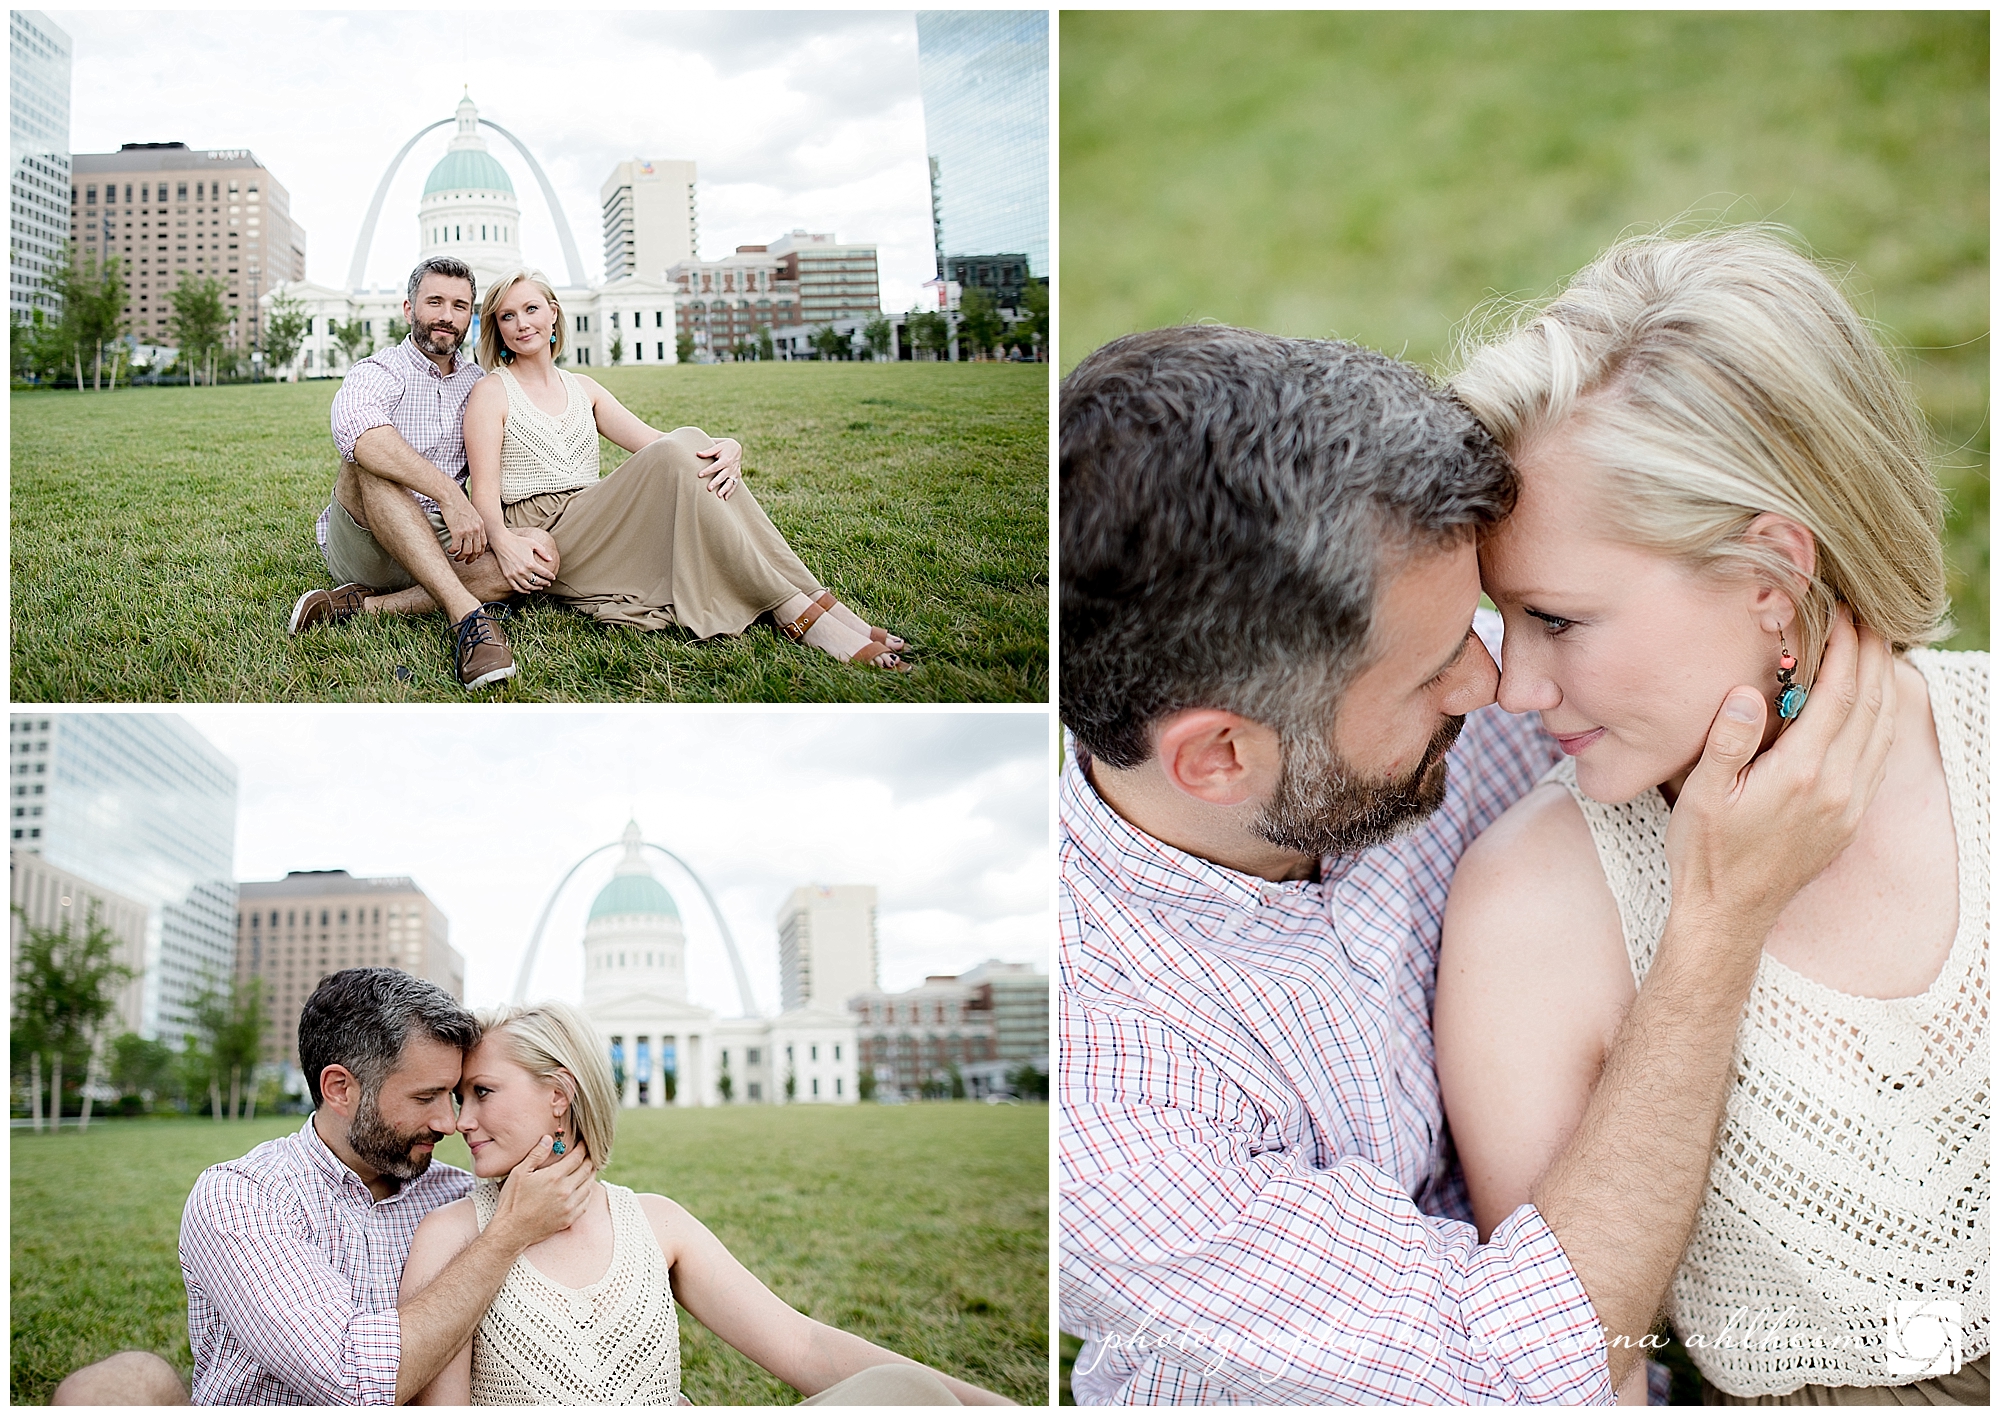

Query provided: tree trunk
[93,345,102,391]
[50,1052,62,1130]
[30,1052,43,1133]
[79,1049,96,1131]
[246,1079,256,1121]
[73,348,84,391]
[229,1064,241,1121]
[210,1077,223,1122]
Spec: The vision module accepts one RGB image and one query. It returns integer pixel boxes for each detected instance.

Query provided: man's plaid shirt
[316,336,484,549]
[1060,676,1619,1404]
[179,1115,472,1404]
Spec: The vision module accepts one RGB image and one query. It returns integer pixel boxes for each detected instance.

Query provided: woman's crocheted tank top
[1547,649,1988,1397]
[496,366,600,504]
[468,1178,682,1405]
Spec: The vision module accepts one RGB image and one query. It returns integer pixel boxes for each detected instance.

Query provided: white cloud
[51,8,945,311]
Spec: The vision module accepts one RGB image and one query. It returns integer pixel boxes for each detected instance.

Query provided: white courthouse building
[262,96,680,380]
[577,822,859,1107]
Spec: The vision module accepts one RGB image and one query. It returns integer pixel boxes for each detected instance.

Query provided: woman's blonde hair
[476,1000,616,1171]
[1450,225,1950,686]
[477,268,566,371]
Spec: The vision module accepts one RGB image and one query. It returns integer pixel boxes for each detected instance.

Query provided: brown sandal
[778,599,912,671]
[813,590,906,652]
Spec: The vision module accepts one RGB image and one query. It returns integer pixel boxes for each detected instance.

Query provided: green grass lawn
[9,363,1050,701]
[10,1102,1048,1405]
[1061,11,1987,651]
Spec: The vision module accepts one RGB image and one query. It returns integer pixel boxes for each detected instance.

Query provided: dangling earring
[1775,630,1806,720]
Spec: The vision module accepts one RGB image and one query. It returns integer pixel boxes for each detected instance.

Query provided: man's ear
[1741,512,1816,631]
[1153,709,1283,807]
[319,1063,361,1119]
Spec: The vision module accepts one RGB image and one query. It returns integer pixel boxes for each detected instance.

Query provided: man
[287,256,561,690]
[1057,327,1894,1402]
[56,969,592,1404]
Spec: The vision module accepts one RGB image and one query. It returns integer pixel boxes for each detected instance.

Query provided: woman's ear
[1741,513,1816,631]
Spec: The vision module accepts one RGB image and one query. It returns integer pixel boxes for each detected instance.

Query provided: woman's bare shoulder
[415,1194,480,1239]
[1442,779,1626,985]
[466,371,507,410]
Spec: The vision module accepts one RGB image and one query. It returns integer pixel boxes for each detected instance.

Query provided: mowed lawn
[1061,11,1988,652]
[10,1101,1049,1405]
[9,362,1050,701]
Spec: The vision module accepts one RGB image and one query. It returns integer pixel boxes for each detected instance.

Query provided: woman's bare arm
[639,1194,1013,1404]
[462,376,511,534]
[396,1200,480,1406]
[579,376,666,454]
[1435,783,1652,1401]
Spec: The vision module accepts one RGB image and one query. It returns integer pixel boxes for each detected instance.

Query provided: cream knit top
[496,366,600,504]
[1548,649,1988,1396]
[468,1178,682,1405]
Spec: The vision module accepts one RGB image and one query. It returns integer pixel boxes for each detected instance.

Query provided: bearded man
[162,969,590,1404]
[1057,326,1894,1403]
[288,256,559,691]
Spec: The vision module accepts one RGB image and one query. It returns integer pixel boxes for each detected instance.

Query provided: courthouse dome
[423,147,513,197]
[590,872,679,922]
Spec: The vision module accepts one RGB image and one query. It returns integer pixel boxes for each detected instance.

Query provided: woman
[397,1002,1010,1405]
[461,270,909,669]
[1434,229,1987,1403]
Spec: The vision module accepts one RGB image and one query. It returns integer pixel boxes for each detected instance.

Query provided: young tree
[10,908,134,1129]
[908,309,952,361]
[1020,277,1048,361]
[857,1066,878,1102]
[674,330,696,364]
[331,317,371,372]
[757,326,775,362]
[717,1058,734,1103]
[110,1032,176,1110]
[385,315,410,347]
[168,274,228,386]
[187,976,266,1120]
[610,334,626,365]
[262,292,310,380]
[957,288,1005,361]
[863,316,893,361]
[809,324,850,361]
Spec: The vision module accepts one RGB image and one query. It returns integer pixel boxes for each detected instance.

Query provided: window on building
[748,1048,762,1066]
[810,1044,818,1062]
[834,1043,842,1061]
[657,342,665,361]
[835,1077,843,1096]
[86,185,96,203]
[812,1078,820,1096]
[654,311,663,328]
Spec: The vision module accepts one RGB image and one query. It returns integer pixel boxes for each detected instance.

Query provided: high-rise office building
[914,11,1048,280]
[11,11,72,319]
[8,714,238,1046]
[775,884,878,1013]
[69,143,305,353]
[767,230,882,327]
[601,158,698,282]
[958,958,1049,1062]
[236,870,463,1071]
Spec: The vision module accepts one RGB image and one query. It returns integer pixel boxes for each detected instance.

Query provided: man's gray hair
[296,968,480,1108]
[407,256,476,305]
[1060,326,1518,768]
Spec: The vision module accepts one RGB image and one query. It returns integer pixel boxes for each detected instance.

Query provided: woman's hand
[492,527,558,595]
[695,438,743,500]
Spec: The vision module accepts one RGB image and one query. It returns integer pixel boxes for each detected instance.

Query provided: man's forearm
[1533,907,1764,1387]
[351,426,463,506]
[394,1227,524,1403]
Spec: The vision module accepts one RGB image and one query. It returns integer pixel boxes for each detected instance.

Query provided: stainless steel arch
[511,839,760,1018]
[347,116,588,295]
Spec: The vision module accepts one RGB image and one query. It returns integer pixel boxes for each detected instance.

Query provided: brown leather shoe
[449,602,517,690]
[288,582,375,634]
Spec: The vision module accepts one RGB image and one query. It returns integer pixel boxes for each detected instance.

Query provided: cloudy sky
[51,7,952,312]
[175,707,1053,1014]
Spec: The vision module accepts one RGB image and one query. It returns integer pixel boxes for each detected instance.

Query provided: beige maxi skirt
[502,425,821,638]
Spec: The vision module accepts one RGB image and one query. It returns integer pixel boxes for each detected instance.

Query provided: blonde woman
[397,1002,1009,1405]
[460,270,909,668]
[1434,229,1987,1403]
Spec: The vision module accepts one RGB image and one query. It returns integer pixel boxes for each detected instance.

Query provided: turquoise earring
[1775,631,1806,720]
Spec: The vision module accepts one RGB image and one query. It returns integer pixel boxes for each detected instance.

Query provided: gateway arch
[347,114,588,293]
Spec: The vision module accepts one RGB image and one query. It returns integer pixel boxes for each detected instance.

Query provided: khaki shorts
[319,495,455,592]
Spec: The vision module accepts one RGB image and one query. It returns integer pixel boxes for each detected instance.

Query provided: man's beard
[1254,714,1464,859]
[347,1088,446,1182]
[413,315,464,358]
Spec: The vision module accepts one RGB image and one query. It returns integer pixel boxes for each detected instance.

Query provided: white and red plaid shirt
[316,337,484,548]
[1060,651,1619,1404]
[179,1115,472,1405]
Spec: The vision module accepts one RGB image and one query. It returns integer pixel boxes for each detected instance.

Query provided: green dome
[589,873,678,922]
[422,148,513,197]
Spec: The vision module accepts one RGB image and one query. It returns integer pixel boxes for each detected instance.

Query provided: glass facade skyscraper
[9,714,238,1045]
[10,10,71,319]
[915,11,1049,280]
